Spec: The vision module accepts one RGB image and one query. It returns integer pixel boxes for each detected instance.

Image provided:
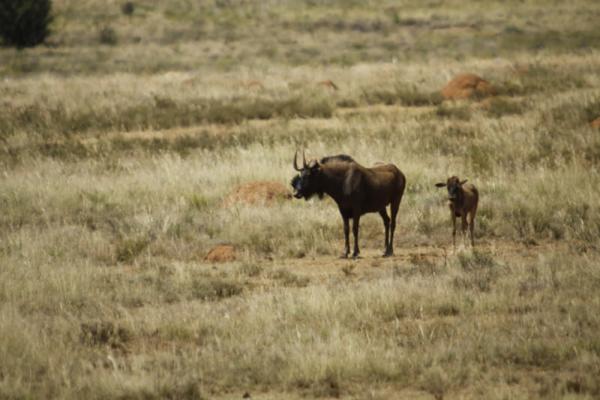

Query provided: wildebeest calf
[291,151,406,259]
[435,176,479,247]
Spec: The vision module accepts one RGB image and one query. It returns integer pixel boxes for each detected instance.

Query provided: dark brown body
[292,153,406,258]
[436,176,479,247]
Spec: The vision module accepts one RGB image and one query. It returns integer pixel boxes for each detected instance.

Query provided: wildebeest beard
[290,174,324,200]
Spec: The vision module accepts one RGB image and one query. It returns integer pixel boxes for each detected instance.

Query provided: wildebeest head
[435,176,468,201]
[291,150,323,200]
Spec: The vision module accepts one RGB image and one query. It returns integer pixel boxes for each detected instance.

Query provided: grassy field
[2,0,600,398]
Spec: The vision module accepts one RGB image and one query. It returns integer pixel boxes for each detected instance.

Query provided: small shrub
[457,250,496,271]
[310,373,342,398]
[497,65,587,96]
[442,125,476,139]
[99,26,118,45]
[239,262,263,277]
[187,194,210,211]
[544,97,600,128]
[485,97,526,118]
[80,321,131,348]
[270,269,310,287]
[467,142,494,173]
[116,235,151,263]
[157,381,205,400]
[121,1,135,16]
[341,264,355,276]
[420,366,449,400]
[191,277,243,300]
[77,190,129,234]
[583,99,600,123]
[336,97,360,108]
[435,102,471,120]
[453,251,499,292]
[362,83,442,107]
[502,341,570,368]
[0,0,52,48]
[397,88,443,107]
[416,207,436,235]
[437,303,460,317]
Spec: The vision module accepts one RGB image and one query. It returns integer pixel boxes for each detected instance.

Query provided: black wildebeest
[291,151,406,259]
[435,176,479,247]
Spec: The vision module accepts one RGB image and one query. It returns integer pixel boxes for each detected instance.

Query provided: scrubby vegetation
[1,0,600,399]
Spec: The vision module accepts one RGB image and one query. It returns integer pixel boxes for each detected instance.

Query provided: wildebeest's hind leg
[351,212,361,259]
[379,209,391,257]
[461,214,468,246]
[338,208,351,258]
[387,198,401,256]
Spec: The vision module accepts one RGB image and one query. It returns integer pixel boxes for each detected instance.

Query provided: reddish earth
[441,73,496,100]
[591,118,600,128]
[205,244,236,263]
[223,181,291,207]
[317,80,339,90]
[241,80,264,90]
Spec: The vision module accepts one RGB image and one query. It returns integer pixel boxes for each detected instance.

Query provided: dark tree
[0,0,52,48]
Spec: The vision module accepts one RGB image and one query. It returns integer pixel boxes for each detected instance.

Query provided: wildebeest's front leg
[389,198,401,256]
[342,216,350,258]
[451,212,457,249]
[379,209,391,257]
[352,212,361,259]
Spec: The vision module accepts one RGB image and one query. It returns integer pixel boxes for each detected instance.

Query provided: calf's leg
[452,213,457,249]
[468,211,476,246]
[461,215,468,246]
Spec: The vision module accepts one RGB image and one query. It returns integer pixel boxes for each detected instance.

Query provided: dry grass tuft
[223,181,292,207]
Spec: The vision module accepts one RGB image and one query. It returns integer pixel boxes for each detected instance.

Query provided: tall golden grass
[1,0,600,398]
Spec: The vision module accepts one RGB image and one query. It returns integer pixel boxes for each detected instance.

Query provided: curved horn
[302,149,308,168]
[293,150,302,171]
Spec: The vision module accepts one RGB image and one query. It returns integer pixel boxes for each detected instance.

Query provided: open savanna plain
[2,0,600,398]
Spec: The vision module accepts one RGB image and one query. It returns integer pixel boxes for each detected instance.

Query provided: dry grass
[1,0,600,399]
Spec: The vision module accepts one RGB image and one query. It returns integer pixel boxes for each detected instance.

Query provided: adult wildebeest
[435,176,479,247]
[291,151,406,259]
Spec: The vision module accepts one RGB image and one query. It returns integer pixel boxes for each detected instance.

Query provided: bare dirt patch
[591,117,600,128]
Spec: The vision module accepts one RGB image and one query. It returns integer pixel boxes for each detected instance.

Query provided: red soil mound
[591,118,600,128]
[205,244,236,263]
[441,73,496,100]
[224,181,292,207]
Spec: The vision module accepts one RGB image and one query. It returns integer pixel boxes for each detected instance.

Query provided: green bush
[0,0,52,48]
